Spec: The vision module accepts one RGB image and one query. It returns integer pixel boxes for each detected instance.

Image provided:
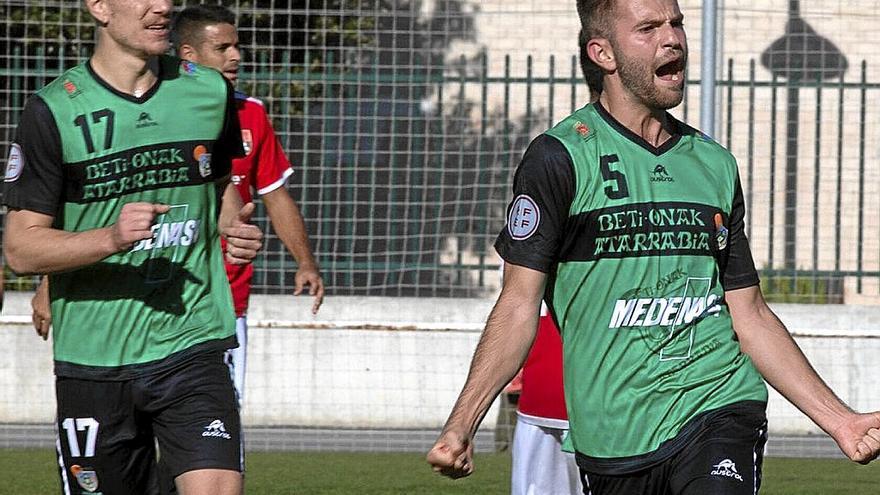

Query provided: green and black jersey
[3,56,244,380]
[495,102,768,473]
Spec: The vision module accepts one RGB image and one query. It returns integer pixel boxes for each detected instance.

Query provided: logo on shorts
[5,143,24,182]
[203,419,232,439]
[507,194,540,240]
[70,464,100,492]
[711,458,743,482]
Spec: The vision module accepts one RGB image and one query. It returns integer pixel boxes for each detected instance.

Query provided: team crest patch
[5,143,24,182]
[241,129,253,155]
[193,145,212,178]
[70,464,100,492]
[507,194,540,240]
[714,213,729,250]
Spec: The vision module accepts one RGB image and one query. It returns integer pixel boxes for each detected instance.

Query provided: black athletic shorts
[580,404,768,495]
[55,351,242,495]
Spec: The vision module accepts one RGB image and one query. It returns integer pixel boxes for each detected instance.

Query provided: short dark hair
[171,4,237,48]
[576,0,615,97]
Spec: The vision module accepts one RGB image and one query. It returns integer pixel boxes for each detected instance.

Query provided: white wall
[2,293,878,437]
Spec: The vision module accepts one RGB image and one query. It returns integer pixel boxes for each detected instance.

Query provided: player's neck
[598,90,674,148]
[90,42,161,98]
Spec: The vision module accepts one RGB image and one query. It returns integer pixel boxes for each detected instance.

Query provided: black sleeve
[211,79,245,179]
[494,134,575,273]
[2,96,64,216]
[722,175,760,290]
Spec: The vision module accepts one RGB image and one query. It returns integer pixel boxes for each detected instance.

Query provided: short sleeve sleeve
[494,134,575,273]
[721,175,759,290]
[252,105,293,196]
[212,80,245,179]
[2,96,64,216]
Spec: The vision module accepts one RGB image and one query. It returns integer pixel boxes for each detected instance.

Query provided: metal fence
[2,2,880,302]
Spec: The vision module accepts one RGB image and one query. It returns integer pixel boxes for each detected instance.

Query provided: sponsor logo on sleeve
[5,143,24,182]
[507,194,540,240]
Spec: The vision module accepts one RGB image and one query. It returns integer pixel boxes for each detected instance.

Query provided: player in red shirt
[174,4,325,406]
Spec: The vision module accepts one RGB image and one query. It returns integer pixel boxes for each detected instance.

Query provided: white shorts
[223,316,248,407]
[511,414,582,495]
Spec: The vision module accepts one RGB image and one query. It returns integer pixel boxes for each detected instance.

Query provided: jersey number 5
[600,154,630,200]
[74,109,115,154]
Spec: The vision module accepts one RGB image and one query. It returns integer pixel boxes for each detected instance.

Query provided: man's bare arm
[427,263,546,478]
[727,285,880,463]
[262,187,324,313]
[4,204,169,275]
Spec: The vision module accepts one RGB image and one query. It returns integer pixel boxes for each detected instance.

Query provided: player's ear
[178,43,198,62]
[84,0,110,26]
[587,37,616,72]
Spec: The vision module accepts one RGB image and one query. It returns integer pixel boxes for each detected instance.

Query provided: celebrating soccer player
[427,1,880,493]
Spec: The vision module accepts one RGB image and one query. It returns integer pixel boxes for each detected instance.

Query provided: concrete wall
[2,292,878,438]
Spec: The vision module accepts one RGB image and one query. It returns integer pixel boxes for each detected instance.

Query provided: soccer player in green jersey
[3,1,262,494]
[428,1,880,493]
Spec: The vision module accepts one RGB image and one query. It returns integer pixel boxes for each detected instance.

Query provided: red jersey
[224,91,293,316]
[517,308,569,425]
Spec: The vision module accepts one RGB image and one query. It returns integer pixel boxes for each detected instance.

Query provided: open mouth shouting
[655,57,685,85]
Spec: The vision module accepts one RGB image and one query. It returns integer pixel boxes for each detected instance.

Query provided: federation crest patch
[241,129,253,155]
[5,143,24,182]
[507,194,540,240]
[70,464,99,492]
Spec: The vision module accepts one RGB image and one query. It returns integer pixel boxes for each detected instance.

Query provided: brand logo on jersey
[181,60,197,75]
[70,464,99,492]
[241,129,253,155]
[193,145,212,178]
[135,112,158,128]
[63,79,82,97]
[130,219,201,253]
[714,213,728,250]
[202,419,232,439]
[711,459,744,482]
[651,164,675,183]
[508,194,540,240]
[608,294,721,329]
[573,121,590,138]
[4,143,24,182]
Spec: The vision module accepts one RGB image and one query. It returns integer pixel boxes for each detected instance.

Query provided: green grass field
[1,449,878,494]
